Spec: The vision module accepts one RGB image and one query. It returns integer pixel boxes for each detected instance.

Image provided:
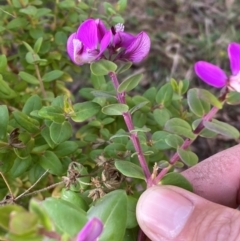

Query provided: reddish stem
[155,88,228,183]
[109,72,152,185]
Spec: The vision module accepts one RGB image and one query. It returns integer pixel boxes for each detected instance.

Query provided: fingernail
[137,186,194,239]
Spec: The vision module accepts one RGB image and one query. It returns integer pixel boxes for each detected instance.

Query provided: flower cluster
[67,19,150,65]
[194,42,240,92]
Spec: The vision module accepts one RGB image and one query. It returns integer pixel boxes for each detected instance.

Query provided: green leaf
[0,55,7,71]
[177,148,198,166]
[152,131,171,150]
[42,70,64,82]
[90,74,106,89]
[187,88,210,117]
[29,199,53,231]
[23,95,42,115]
[55,31,68,45]
[115,161,145,180]
[19,6,38,16]
[156,83,173,107]
[160,172,193,192]
[165,118,196,139]
[102,104,129,115]
[25,52,41,64]
[203,119,240,139]
[116,62,132,74]
[117,73,143,93]
[53,141,78,157]
[165,134,184,148]
[0,105,9,140]
[130,127,151,133]
[9,212,38,235]
[226,91,240,105]
[41,127,56,149]
[132,96,151,113]
[38,106,65,123]
[197,89,222,108]
[28,164,45,184]
[143,87,157,104]
[39,151,63,175]
[42,198,87,236]
[88,190,127,241]
[33,37,43,53]
[91,90,116,99]
[0,75,17,99]
[126,196,138,229]
[49,121,72,144]
[10,156,32,178]
[129,101,150,114]
[7,18,28,29]
[61,189,88,211]
[179,79,189,94]
[0,205,25,231]
[117,0,127,11]
[12,111,39,133]
[153,108,171,127]
[19,71,39,85]
[71,102,101,122]
[104,143,125,158]
[90,60,117,75]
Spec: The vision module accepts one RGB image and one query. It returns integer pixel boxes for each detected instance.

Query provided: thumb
[136,186,240,241]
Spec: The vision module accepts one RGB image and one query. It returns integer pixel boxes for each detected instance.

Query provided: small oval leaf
[102,104,129,115]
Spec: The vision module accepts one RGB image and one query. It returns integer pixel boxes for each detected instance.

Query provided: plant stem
[137,228,146,241]
[15,169,49,201]
[109,72,152,185]
[155,88,228,183]
[34,60,46,98]
[0,172,14,199]
[22,181,64,198]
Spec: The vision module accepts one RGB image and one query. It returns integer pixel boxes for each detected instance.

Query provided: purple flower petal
[66,33,77,63]
[120,32,150,63]
[77,218,103,241]
[194,61,227,88]
[76,19,98,49]
[95,19,108,41]
[113,32,135,49]
[228,42,240,75]
[99,30,112,55]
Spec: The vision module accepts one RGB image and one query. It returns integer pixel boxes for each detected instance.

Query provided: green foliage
[160,172,193,192]
[90,60,117,75]
[42,198,87,236]
[115,161,145,180]
[118,73,143,93]
[88,190,128,241]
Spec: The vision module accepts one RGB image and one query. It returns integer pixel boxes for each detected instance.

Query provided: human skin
[136,144,240,241]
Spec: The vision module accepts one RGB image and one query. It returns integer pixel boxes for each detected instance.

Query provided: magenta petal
[228,42,240,75]
[96,19,108,41]
[194,61,227,88]
[77,19,98,49]
[99,30,112,55]
[77,218,103,241]
[66,32,77,62]
[113,32,135,49]
[121,32,150,63]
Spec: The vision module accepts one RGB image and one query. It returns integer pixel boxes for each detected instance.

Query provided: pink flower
[194,42,240,91]
[67,19,151,65]
[66,19,111,65]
